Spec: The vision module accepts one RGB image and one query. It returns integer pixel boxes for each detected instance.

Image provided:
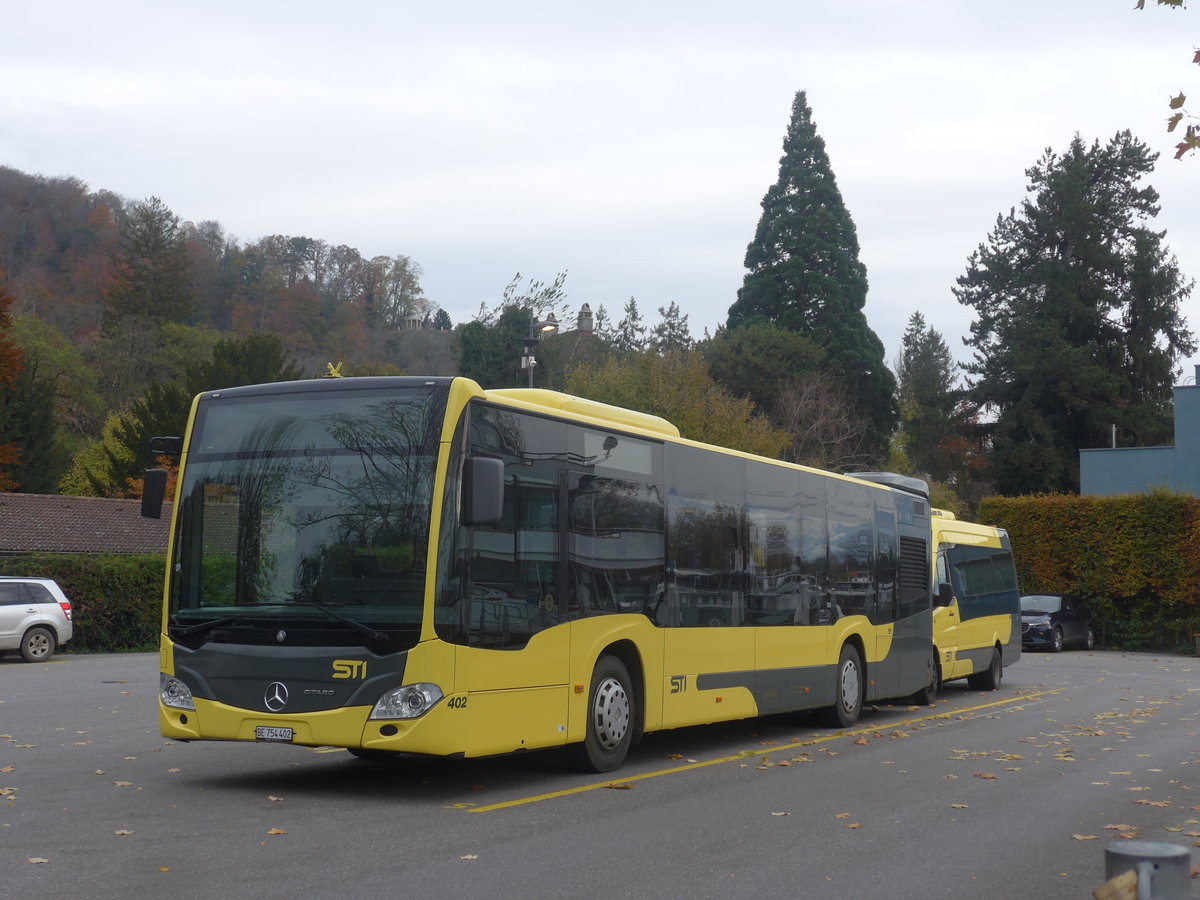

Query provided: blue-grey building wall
[1079,369,1200,497]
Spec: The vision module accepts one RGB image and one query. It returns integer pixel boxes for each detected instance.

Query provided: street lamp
[521,313,559,388]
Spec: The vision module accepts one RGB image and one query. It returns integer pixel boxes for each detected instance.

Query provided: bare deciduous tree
[774,372,872,471]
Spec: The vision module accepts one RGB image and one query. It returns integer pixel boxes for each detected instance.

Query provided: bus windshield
[168,384,446,648]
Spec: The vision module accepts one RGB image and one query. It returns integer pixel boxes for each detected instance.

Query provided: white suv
[0,577,74,662]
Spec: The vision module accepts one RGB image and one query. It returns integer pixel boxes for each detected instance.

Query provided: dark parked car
[1020,594,1094,652]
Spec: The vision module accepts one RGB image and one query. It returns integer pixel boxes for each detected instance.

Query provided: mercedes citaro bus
[143,376,940,772]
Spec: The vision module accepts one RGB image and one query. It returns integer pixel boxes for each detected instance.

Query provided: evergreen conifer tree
[0,275,25,490]
[105,196,195,326]
[728,90,896,459]
[896,312,959,482]
[955,131,1195,495]
[650,301,692,353]
[614,297,648,355]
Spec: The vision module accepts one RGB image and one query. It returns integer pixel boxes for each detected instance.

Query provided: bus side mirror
[936,582,953,606]
[141,468,169,519]
[463,457,504,526]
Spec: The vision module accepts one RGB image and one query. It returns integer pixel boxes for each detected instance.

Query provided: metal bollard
[1097,841,1191,900]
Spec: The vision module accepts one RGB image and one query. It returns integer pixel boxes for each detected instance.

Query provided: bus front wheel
[819,644,863,728]
[911,647,940,706]
[567,655,634,773]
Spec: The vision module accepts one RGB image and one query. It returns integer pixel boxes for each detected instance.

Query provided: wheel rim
[838,658,861,712]
[592,675,630,751]
[1052,630,1063,651]
[26,633,51,659]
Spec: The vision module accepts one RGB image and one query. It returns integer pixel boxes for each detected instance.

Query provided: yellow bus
[926,510,1021,695]
[144,377,938,772]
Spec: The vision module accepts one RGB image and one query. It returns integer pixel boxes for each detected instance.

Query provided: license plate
[255,726,294,743]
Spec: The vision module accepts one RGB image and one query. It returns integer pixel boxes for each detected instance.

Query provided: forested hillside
[0,165,456,495]
[0,165,447,372]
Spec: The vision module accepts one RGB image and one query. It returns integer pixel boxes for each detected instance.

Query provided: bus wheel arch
[567,642,643,773]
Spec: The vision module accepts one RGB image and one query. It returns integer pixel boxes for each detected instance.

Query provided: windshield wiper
[169,600,285,642]
[286,598,390,653]
[171,614,245,639]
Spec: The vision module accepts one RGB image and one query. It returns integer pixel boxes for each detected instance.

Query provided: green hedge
[0,553,165,653]
[979,492,1200,652]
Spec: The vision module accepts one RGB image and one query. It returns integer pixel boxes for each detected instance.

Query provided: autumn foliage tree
[564,350,789,458]
[1135,0,1200,159]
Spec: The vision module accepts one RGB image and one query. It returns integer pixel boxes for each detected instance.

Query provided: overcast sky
[5,1,1199,378]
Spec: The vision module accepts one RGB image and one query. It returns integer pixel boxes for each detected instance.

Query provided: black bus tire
[819,644,863,728]
[910,647,941,705]
[567,655,634,773]
[967,647,1002,691]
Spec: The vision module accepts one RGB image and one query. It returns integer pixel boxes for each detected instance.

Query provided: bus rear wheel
[967,647,1002,691]
[567,655,634,773]
[819,644,863,728]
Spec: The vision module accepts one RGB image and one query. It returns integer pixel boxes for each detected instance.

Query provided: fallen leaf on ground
[266,828,286,835]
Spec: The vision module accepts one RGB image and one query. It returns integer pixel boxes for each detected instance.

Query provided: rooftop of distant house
[0,493,171,555]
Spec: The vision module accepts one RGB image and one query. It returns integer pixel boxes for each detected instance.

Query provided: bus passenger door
[933,593,964,678]
[455,464,571,757]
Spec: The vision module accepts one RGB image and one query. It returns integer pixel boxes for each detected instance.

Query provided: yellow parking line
[465,688,1062,814]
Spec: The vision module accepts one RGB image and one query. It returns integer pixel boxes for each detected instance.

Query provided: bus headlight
[160,674,196,710]
[369,683,443,720]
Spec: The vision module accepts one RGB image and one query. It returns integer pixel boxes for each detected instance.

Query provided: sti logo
[332,660,367,680]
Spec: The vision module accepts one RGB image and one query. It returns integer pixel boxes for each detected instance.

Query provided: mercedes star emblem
[264,682,289,712]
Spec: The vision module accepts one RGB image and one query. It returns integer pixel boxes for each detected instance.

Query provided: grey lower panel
[696,666,836,714]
